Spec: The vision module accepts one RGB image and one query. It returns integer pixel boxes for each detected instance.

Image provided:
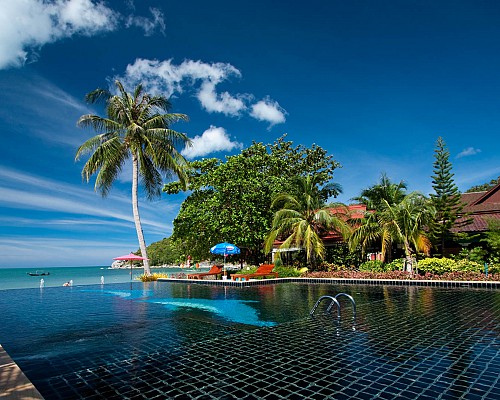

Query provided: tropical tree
[429,137,469,255]
[350,173,408,261]
[350,192,435,271]
[264,175,350,268]
[351,173,407,210]
[75,80,191,275]
[164,135,342,263]
[466,176,500,193]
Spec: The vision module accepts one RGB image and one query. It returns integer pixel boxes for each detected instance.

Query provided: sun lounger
[231,264,278,281]
[187,265,223,280]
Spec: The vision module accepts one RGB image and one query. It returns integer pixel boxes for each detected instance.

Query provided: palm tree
[75,80,191,275]
[351,173,407,210]
[264,175,350,268]
[350,192,435,271]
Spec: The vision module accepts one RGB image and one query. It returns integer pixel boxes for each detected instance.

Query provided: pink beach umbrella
[113,253,148,279]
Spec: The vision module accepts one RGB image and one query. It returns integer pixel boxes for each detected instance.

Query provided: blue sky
[1,0,500,268]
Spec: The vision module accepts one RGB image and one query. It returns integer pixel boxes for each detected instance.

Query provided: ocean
[0,266,192,290]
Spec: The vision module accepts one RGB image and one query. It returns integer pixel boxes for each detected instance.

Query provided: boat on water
[27,270,50,276]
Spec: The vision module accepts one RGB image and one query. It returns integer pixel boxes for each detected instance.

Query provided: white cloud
[0,0,166,70]
[197,81,246,115]
[0,165,172,232]
[0,0,118,69]
[119,58,286,124]
[250,97,287,127]
[181,126,243,159]
[456,147,481,158]
[125,7,165,36]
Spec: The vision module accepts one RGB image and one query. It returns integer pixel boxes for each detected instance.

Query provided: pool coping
[0,345,44,400]
[158,276,500,289]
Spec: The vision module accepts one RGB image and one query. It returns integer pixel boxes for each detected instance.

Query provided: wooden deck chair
[187,265,223,280]
[231,264,278,281]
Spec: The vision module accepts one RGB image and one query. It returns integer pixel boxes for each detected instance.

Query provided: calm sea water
[0,266,193,290]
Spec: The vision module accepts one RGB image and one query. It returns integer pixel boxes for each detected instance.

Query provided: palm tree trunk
[403,239,413,273]
[132,154,151,275]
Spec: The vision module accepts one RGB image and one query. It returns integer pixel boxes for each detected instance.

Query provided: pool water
[0,281,499,399]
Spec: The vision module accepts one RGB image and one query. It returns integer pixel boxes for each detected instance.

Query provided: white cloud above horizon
[181,126,243,159]
[0,0,165,70]
[0,165,176,233]
[456,147,481,158]
[125,7,165,36]
[250,97,287,127]
[118,58,286,125]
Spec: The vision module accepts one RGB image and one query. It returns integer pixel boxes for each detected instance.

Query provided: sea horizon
[0,265,204,291]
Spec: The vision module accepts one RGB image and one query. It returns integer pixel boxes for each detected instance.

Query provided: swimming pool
[0,281,499,399]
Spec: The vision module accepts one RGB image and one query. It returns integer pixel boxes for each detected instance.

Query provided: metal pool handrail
[332,293,356,319]
[310,293,356,320]
[309,295,341,318]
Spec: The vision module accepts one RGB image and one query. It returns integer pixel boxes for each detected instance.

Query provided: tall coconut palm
[264,175,350,268]
[75,80,191,275]
[351,173,407,210]
[350,191,435,270]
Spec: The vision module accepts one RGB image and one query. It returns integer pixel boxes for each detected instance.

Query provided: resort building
[451,182,500,250]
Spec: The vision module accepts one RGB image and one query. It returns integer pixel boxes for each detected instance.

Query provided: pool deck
[0,345,44,399]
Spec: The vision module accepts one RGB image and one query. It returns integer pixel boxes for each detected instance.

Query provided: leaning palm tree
[350,191,435,271]
[264,175,350,268]
[75,80,191,275]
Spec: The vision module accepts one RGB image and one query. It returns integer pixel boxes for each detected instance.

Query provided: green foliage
[385,258,406,271]
[274,265,304,277]
[466,176,500,193]
[324,243,363,268]
[76,80,190,275]
[416,257,482,275]
[164,135,341,263]
[359,260,386,272]
[486,263,500,275]
[428,137,469,253]
[138,272,169,282]
[145,237,184,266]
[265,175,350,269]
[316,262,353,272]
[452,247,487,264]
[483,218,500,264]
[349,191,435,265]
[351,173,407,210]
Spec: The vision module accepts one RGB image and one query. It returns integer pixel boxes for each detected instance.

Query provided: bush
[316,261,353,272]
[359,260,386,272]
[275,265,303,277]
[385,259,406,271]
[416,257,483,275]
[485,263,500,275]
[138,272,170,281]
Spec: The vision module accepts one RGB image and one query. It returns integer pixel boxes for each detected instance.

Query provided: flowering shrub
[138,272,170,281]
[487,263,500,275]
[302,270,500,281]
[416,257,482,275]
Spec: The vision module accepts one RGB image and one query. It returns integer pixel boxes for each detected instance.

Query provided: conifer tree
[429,137,468,255]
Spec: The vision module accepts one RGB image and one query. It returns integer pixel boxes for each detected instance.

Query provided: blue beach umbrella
[210,242,241,256]
[210,242,240,271]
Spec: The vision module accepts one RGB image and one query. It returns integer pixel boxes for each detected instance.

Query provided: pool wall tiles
[161,277,500,289]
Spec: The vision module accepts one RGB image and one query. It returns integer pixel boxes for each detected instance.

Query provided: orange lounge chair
[231,264,278,281]
[187,265,223,280]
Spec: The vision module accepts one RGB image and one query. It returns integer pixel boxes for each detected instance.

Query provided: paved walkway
[0,345,43,399]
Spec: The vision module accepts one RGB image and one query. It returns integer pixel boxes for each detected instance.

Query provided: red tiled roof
[456,183,500,232]
[454,214,500,232]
